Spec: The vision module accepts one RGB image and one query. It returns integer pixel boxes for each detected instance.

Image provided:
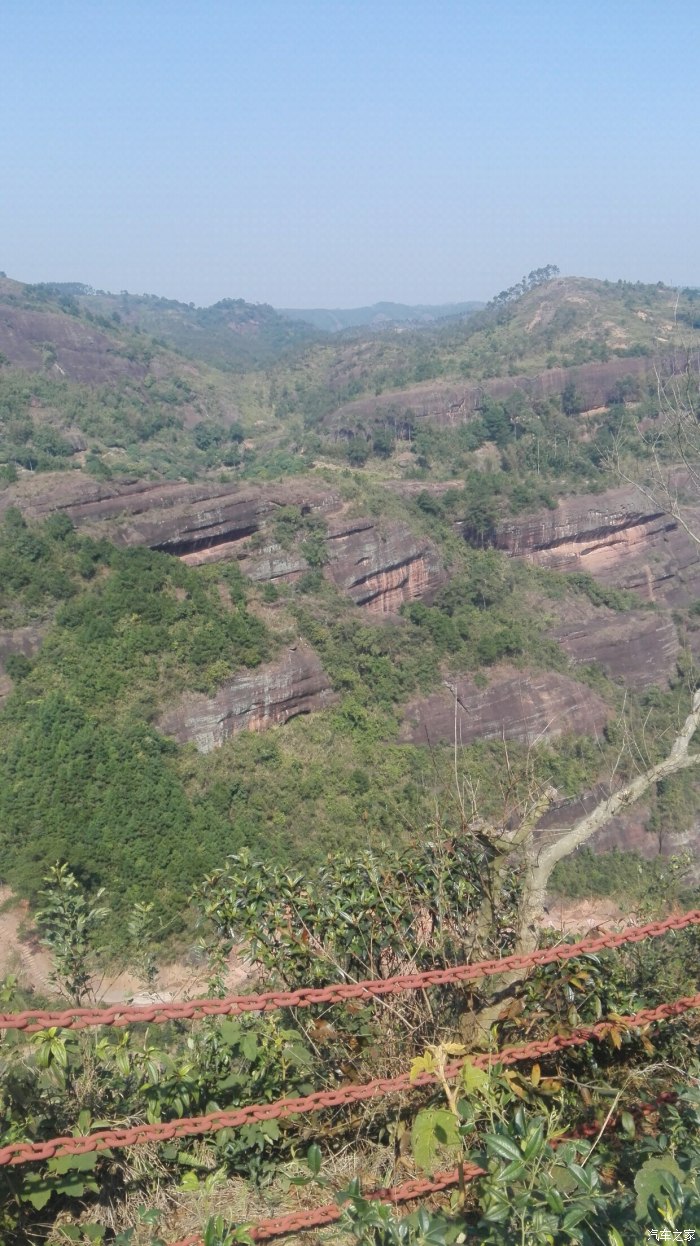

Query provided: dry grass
[47,1131,405,1246]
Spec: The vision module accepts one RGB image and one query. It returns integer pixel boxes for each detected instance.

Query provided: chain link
[170,1164,480,1245]
[1,992,697,1167]
[168,1093,682,1244]
[1,909,697,1034]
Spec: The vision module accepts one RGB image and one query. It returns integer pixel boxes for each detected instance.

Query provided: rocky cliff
[547,605,680,690]
[484,486,700,606]
[239,544,310,583]
[324,518,446,612]
[324,352,693,435]
[158,645,337,752]
[238,517,447,611]
[399,667,611,748]
[3,473,449,617]
[1,473,342,557]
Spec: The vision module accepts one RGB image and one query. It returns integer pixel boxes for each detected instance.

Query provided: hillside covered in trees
[1,268,699,1244]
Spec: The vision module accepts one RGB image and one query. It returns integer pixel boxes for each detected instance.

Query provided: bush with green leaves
[337,1055,700,1246]
[1,841,699,1245]
[0,870,316,1244]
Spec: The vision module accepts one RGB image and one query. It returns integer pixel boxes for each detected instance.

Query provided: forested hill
[2,266,700,1243]
[3,278,322,369]
[2,270,699,489]
[2,264,700,946]
[264,275,700,435]
[278,299,483,332]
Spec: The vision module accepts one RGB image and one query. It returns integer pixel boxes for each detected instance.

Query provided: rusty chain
[170,1164,480,1245]
[1,991,697,1168]
[1,908,698,1034]
[169,1094,682,1244]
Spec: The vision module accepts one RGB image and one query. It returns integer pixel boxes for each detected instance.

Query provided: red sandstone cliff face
[0,474,342,557]
[2,475,447,615]
[324,353,691,435]
[485,486,700,606]
[323,518,446,613]
[238,518,447,612]
[399,667,611,748]
[157,645,337,753]
[239,544,310,583]
[547,605,680,690]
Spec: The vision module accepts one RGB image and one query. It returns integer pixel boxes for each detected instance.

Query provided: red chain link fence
[170,1095,680,1246]
[165,999,698,1246]
[171,1165,482,1245]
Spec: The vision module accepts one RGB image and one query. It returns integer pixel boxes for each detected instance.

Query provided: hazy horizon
[3,1,699,307]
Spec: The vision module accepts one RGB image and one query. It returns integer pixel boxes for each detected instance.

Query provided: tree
[561,379,582,416]
[347,438,369,467]
[35,863,107,1005]
[372,427,394,458]
[613,358,700,550]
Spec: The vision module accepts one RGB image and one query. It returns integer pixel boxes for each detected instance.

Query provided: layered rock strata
[158,645,337,753]
[547,607,680,690]
[325,352,695,435]
[483,486,700,606]
[239,544,309,584]
[0,474,342,558]
[324,518,446,612]
[2,475,447,612]
[399,667,611,747]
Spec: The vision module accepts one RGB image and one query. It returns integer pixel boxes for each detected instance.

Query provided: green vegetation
[0,495,689,947]
[0,512,270,938]
[549,846,691,902]
[0,855,697,1244]
[22,281,322,370]
[1,268,700,1243]
[262,276,700,439]
[0,367,253,480]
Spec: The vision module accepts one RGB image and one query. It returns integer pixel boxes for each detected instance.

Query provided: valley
[3,270,700,937]
[2,267,700,1245]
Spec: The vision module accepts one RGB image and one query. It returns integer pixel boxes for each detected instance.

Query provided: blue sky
[2,1,698,306]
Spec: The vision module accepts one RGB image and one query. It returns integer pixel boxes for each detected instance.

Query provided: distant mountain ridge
[7,279,322,371]
[279,300,484,333]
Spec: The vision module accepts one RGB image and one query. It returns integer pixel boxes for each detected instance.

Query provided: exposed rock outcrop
[158,645,337,752]
[399,667,611,747]
[239,544,309,584]
[2,474,446,612]
[482,486,700,606]
[237,517,447,610]
[324,352,695,434]
[548,606,680,690]
[324,518,446,613]
[1,473,342,558]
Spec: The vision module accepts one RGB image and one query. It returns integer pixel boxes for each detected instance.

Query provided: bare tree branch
[519,687,700,948]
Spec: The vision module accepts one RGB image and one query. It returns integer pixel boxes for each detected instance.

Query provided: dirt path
[539,897,630,935]
[0,887,248,1005]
